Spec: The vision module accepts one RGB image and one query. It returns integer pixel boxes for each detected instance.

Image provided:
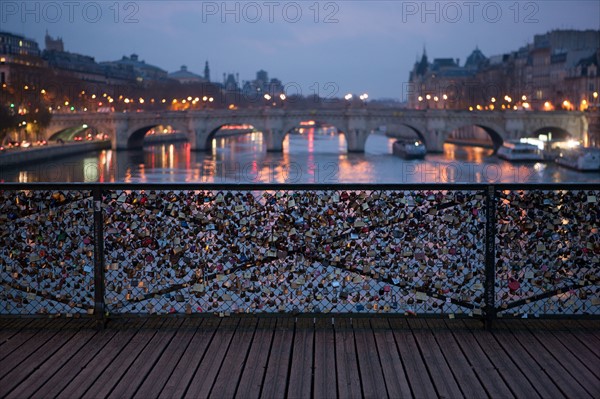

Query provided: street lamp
[359,93,368,107]
[344,93,353,108]
[264,94,272,107]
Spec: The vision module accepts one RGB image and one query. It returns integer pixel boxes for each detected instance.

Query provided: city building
[242,70,285,99]
[223,73,239,91]
[40,32,137,88]
[44,31,64,52]
[408,29,600,112]
[0,31,45,86]
[168,65,207,84]
[101,54,168,86]
[204,61,210,81]
[408,47,481,109]
[407,29,600,145]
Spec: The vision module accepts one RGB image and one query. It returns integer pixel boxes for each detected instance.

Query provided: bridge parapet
[0,183,598,327]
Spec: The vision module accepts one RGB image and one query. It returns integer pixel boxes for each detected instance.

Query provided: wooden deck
[0,317,598,399]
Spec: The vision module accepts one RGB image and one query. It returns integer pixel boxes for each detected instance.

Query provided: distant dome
[465,47,487,70]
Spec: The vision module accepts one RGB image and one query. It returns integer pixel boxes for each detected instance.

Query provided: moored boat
[555,147,600,171]
[392,139,426,159]
[497,140,544,162]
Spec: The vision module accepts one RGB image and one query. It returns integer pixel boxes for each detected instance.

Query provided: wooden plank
[443,319,515,399]
[287,317,314,399]
[576,320,600,338]
[407,318,463,399]
[462,319,541,399]
[492,320,566,398]
[565,320,600,358]
[134,318,204,399]
[0,319,88,396]
[0,318,59,362]
[158,317,221,399]
[0,318,19,329]
[108,317,185,398]
[5,322,98,399]
[504,320,594,399]
[425,319,488,399]
[0,319,35,345]
[388,318,437,399]
[211,317,258,398]
[31,328,120,399]
[183,317,240,399]
[370,318,412,399]
[313,317,337,399]
[56,318,153,399]
[540,320,600,378]
[235,318,277,399]
[260,317,294,399]
[353,318,387,399]
[0,319,71,377]
[334,318,362,399]
[525,320,600,394]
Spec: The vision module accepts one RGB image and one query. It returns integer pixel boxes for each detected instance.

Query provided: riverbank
[0,140,111,168]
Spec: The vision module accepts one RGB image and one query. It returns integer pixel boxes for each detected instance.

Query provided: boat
[555,147,600,171]
[519,137,582,161]
[392,139,426,159]
[496,140,544,161]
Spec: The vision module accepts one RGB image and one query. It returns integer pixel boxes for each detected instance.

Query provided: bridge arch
[280,118,349,151]
[126,122,189,149]
[400,123,427,144]
[380,122,428,147]
[47,123,110,142]
[204,122,264,149]
[530,126,573,140]
[444,122,505,151]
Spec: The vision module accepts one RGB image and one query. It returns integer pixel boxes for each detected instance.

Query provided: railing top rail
[0,182,598,191]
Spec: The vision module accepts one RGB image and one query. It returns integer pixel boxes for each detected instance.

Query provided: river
[2,129,598,183]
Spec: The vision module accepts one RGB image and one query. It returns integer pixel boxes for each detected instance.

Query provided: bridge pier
[189,128,210,152]
[345,129,368,153]
[424,130,445,153]
[264,129,285,152]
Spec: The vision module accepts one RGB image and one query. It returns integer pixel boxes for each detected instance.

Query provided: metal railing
[0,183,598,328]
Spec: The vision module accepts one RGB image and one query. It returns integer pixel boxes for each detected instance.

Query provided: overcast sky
[3,0,599,99]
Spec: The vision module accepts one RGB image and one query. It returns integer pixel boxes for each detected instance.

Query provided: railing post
[484,185,497,330]
[92,186,106,329]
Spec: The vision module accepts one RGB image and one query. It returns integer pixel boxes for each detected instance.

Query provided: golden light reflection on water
[2,132,597,183]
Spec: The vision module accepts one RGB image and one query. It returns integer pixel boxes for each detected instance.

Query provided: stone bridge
[45,108,591,153]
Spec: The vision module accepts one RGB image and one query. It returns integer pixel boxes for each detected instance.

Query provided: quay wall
[0,141,111,169]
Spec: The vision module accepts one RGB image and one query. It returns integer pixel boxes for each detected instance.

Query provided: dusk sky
[3,0,599,99]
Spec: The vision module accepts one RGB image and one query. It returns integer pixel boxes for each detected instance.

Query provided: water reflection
[2,128,598,183]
